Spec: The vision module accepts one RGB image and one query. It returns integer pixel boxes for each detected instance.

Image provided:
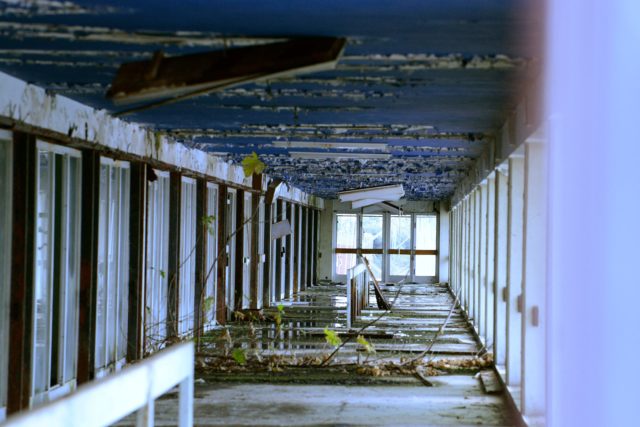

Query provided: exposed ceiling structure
[0,0,539,200]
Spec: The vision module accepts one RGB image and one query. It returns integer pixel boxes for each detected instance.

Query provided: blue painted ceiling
[0,0,539,200]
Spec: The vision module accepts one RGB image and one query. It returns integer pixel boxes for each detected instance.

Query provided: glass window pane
[390,215,411,249]
[205,185,218,325]
[117,168,130,361]
[363,254,383,280]
[34,150,53,394]
[389,254,410,277]
[336,254,357,275]
[361,215,383,249]
[63,156,80,382]
[107,166,118,364]
[416,215,437,250]
[416,255,437,277]
[95,165,108,369]
[146,173,170,350]
[179,179,197,335]
[336,214,357,248]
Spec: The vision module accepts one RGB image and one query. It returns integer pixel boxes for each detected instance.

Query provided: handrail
[346,262,369,328]
[1,342,194,427]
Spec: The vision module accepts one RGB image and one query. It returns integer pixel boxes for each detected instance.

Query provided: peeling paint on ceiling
[0,0,537,200]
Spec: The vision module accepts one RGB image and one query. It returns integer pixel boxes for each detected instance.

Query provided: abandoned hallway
[1,1,640,427]
[116,281,515,426]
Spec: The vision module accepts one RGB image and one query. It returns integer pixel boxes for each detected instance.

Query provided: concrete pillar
[438,202,450,283]
[547,1,640,426]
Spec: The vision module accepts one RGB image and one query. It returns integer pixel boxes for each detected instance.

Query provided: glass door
[414,214,438,281]
[361,214,384,282]
[387,214,412,282]
[334,213,358,281]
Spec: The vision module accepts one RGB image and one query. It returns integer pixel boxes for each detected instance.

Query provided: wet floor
[116,282,517,426]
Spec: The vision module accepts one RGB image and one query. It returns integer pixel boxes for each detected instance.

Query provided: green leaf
[203,296,214,313]
[277,303,285,314]
[202,215,216,235]
[324,328,342,347]
[159,270,166,279]
[274,312,282,328]
[232,348,246,365]
[357,335,375,353]
[241,152,266,177]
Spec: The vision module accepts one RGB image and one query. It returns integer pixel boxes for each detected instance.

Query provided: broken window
[32,141,81,404]
[0,132,12,418]
[145,170,170,352]
[95,158,130,376]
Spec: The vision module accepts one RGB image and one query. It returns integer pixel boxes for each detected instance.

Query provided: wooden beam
[167,172,182,338]
[275,200,283,301]
[215,185,228,325]
[234,190,245,312]
[292,205,299,295]
[300,207,308,291]
[305,208,313,288]
[107,37,347,105]
[312,210,319,286]
[127,162,146,362]
[7,132,36,413]
[77,149,100,384]
[284,201,292,298]
[262,199,272,308]
[250,175,261,310]
[194,179,207,341]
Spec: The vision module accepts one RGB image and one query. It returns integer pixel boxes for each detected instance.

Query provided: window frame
[94,157,130,377]
[332,211,439,283]
[144,169,171,354]
[178,176,197,336]
[202,182,219,330]
[31,140,82,406]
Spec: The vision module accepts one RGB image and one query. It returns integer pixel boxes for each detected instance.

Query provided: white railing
[1,342,194,427]
[346,262,369,328]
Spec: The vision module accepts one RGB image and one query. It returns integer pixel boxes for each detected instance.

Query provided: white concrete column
[478,183,487,339]
[522,140,547,421]
[485,174,496,350]
[506,153,524,391]
[493,167,509,367]
[438,202,450,283]
[464,197,471,313]
[547,1,640,426]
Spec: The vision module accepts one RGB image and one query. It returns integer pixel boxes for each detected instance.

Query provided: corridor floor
[118,282,517,426]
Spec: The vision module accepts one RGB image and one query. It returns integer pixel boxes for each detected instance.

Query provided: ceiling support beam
[107,37,346,108]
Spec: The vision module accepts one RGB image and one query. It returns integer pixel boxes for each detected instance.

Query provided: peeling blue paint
[0,0,535,200]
